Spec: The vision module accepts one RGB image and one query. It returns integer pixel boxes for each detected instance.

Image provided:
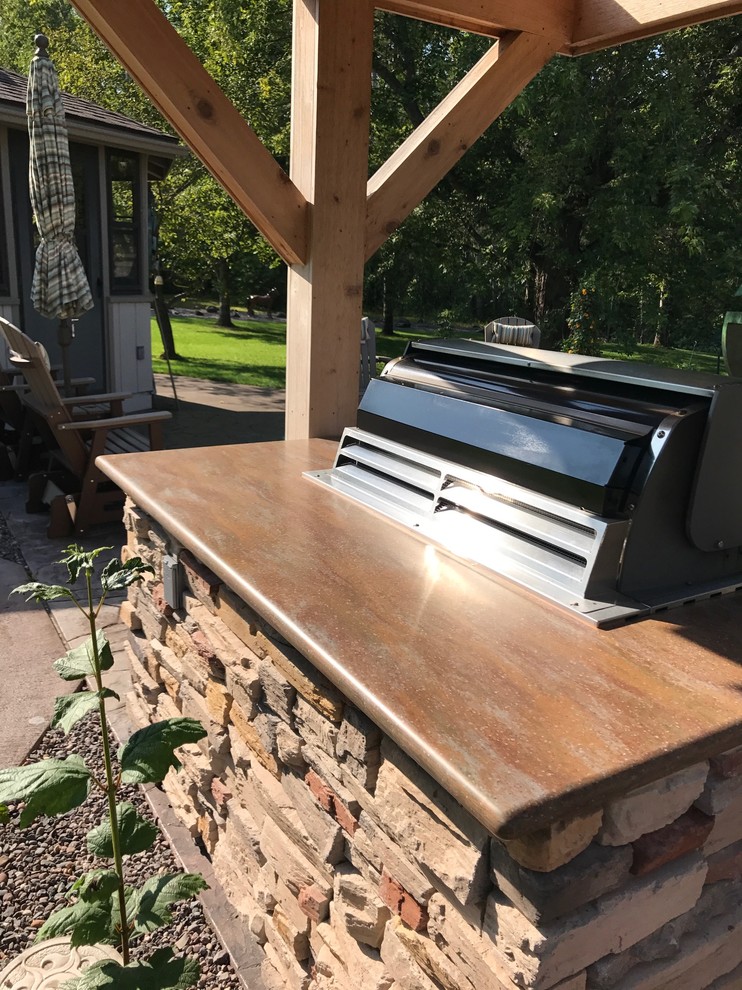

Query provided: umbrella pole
[58,317,73,396]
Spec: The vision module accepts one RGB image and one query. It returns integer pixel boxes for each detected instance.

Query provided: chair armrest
[0,383,28,393]
[58,411,172,431]
[60,390,132,406]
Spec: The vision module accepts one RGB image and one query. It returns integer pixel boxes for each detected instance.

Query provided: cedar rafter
[69,0,309,265]
[571,0,742,54]
[375,0,574,42]
[365,31,556,259]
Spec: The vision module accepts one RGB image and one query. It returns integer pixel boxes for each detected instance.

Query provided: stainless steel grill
[306,339,742,627]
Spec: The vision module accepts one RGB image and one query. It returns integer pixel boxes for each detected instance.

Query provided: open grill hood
[306,339,742,627]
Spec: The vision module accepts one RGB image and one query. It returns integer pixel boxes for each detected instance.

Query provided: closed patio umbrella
[27,33,93,392]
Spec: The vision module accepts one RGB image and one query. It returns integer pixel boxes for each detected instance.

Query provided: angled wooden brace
[365,31,557,260]
[70,0,310,265]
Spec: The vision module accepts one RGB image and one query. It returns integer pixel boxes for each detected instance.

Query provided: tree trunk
[533,267,548,327]
[215,258,234,328]
[653,284,666,348]
[153,282,179,360]
[382,277,395,336]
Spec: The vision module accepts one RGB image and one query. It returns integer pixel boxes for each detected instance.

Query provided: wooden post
[285,0,374,440]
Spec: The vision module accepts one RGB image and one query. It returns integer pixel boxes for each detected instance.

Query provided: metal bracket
[162,554,182,610]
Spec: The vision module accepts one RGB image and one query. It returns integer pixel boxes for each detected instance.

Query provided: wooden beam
[285,0,374,440]
[375,0,573,42]
[571,0,742,54]
[366,31,555,259]
[69,0,309,265]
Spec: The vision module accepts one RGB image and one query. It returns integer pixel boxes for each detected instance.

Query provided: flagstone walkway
[0,375,285,768]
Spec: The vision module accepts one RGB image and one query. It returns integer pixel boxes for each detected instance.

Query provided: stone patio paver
[0,556,71,768]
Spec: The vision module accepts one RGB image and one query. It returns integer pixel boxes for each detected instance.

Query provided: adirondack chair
[484,316,541,348]
[722,310,742,377]
[0,317,171,536]
[0,369,25,479]
[0,352,96,479]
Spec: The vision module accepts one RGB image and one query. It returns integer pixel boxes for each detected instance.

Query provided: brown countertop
[99,440,742,838]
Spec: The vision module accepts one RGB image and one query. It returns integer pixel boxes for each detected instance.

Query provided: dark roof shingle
[0,67,178,146]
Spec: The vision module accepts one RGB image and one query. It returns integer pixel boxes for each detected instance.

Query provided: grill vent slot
[305,428,635,623]
[436,498,589,569]
[337,440,441,495]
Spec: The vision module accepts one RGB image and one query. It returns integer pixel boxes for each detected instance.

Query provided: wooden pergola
[70,0,742,439]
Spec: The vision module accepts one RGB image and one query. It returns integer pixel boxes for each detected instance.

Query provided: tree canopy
[1,1,739,349]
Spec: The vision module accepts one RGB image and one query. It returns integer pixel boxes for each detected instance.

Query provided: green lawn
[152,315,723,388]
[600,341,723,375]
[151,315,427,388]
[151,315,286,388]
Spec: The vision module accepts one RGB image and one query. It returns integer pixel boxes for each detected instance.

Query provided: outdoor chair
[484,316,541,348]
[0,368,27,479]
[722,310,742,377]
[0,317,171,536]
[360,316,377,395]
[0,352,97,479]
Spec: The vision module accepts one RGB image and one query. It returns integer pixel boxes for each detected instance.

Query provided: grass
[151,315,287,388]
[151,315,432,388]
[600,341,723,375]
[152,314,723,388]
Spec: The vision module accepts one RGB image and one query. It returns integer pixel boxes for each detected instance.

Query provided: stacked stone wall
[121,500,742,990]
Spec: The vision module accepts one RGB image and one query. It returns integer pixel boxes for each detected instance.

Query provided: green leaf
[11,582,75,603]
[101,557,155,593]
[127,873,208,935]
[36,898,116,947]
[0,756,91,827]
[51,690,118,735]
[119,719,207,785]
[54,632,114,680]
[36,870,119,947]
[0,804,8,824]
[87,803,159,858]
[61,949,199,990]
[61,545,111,584]
[71,869,120,902]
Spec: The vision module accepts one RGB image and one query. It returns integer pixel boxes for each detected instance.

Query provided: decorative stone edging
[0,938,121,990]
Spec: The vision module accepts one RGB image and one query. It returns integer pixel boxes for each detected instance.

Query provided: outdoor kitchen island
[99,439,742,990]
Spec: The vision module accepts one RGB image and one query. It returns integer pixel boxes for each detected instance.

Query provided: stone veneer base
[120,498,742,990]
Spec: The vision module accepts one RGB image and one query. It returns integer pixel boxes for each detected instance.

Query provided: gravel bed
[0,712,243,989]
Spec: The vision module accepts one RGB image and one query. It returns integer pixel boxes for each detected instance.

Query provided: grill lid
[306,339,742,627]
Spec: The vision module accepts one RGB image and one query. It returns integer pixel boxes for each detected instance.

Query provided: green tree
[156,161,282,326]
[2,2,740,351]
[154,0,292,323]
[0,0,161,125]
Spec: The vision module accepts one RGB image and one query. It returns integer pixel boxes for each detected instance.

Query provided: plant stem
[87,570,130,964]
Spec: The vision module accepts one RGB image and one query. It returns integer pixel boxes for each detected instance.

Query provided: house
[0,68,182,408]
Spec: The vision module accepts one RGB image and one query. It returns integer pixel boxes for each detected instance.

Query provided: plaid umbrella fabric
[26,35,93,322]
